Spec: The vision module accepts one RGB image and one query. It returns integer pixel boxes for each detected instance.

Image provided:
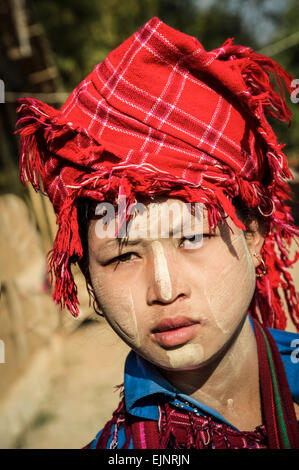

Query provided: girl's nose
[146,240,191,305]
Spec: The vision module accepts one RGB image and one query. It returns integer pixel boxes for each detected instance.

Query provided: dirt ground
[15,320,130,449]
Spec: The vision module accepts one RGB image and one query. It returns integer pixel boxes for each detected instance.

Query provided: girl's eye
[109,252,137,264]
[180,233,212,249]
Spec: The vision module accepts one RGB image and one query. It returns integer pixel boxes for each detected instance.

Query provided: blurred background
[0,0,298,449]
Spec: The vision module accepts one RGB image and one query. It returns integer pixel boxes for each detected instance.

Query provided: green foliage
[31,0,257,91]
[265,0,299,152]
[32,0,158,89]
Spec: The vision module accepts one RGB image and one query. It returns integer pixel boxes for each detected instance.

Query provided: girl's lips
[152,316,199,332]
[152,319,200,347]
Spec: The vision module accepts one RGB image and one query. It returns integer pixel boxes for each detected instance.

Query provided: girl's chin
[144,355,203,371]
[157,363,202,371]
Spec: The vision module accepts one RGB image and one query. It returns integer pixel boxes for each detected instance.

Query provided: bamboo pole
[10,0,32,58]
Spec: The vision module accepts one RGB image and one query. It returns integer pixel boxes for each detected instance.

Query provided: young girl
[16,17,299,449]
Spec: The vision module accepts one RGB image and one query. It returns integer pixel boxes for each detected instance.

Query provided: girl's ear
[244,219,266,268]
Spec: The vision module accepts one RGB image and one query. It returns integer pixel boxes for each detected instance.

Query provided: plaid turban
[16,17,299,330]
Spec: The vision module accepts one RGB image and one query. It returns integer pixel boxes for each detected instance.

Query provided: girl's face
[87,199,257,371]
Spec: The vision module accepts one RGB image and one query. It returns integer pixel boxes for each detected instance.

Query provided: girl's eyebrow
[101,222,211,247]
[103,237,143,247]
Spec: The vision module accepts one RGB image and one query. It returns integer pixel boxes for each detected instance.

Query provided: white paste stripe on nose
[152,241,172,301]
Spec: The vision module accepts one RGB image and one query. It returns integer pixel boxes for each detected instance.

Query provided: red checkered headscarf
[16,17,299,330]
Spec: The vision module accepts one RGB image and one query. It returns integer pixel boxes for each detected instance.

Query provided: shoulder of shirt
[267,326,299,404]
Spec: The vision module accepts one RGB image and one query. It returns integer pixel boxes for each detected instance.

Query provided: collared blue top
[87,319,299,449]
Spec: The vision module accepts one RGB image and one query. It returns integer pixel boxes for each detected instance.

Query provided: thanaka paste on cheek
[151,240,172,301]
[202,230,256,335]
[92,277,141,348]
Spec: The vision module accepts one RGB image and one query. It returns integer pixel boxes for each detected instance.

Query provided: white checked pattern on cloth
[60,18,257,181]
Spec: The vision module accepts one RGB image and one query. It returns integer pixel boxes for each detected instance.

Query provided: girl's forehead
[92,198,208,239]
[88,198,237,248]
[94,197,209,220]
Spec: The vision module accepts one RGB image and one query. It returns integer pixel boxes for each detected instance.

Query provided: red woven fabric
[89,395,270,449]
[16,17,298,328]
[156,403,269,449]
[131,419,161,449]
